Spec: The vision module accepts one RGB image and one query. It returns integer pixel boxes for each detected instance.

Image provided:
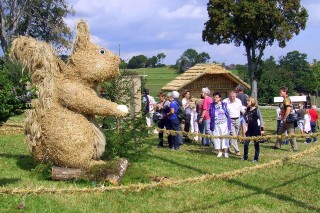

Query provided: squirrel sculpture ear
[73,20,90,50]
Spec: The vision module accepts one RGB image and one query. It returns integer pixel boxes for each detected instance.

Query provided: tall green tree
[197,52,211,63]
[202,0,308,99]
[279,50,310,91]
[127,55,148,69]
[0,0,74,53]
[146,56,158,68]
[176,48,211,73]
[258,56,294,103]
[156,53,166,64]
[307,60,320,105]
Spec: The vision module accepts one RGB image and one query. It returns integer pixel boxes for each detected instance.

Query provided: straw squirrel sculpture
[10,20,128,170]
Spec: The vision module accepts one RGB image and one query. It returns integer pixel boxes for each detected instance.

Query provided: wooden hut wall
[178,74,238,99]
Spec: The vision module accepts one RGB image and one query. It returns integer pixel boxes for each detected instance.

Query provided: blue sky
[65,0,320,65]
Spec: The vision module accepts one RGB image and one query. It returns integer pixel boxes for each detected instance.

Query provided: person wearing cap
[309,105,318,142]
[199,87,213,146]
[223,90,243,155]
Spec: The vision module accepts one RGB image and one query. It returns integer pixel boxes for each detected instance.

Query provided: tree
[119,59,128,70]
[127,55,148,69]
[181,48,198,66]
[156,53,166,64]
[0,0,74,53]
[279,51,310,91]
[258,57,295,103]
[202,0,308,99]
[0,59,31,124]
[176,48,211,73]
[197,52,211,63]
[308,60,320,106]
[146,56,158,68]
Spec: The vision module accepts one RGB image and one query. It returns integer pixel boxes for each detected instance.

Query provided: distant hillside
[126,67,180,97]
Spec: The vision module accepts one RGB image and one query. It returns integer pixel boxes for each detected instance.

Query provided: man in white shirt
[223,90,243,155]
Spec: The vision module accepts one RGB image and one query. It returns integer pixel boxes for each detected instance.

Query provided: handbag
[286,112,298,123]
[152,112,162,122]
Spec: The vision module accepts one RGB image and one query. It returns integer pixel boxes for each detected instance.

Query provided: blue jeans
[201,119,212,146]
[198,114,204,139]
[243,140,260,161]
[168,118,181,149]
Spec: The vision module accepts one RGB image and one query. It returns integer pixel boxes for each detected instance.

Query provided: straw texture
[10,20,127,170]
[161,64,250,95]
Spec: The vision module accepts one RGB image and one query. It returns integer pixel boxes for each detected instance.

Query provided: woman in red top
[309,105,318,142]
[199,87,213,146]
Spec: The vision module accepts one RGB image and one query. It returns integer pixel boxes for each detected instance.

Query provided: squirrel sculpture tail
[10,36,65,152]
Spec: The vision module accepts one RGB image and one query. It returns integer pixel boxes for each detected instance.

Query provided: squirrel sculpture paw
[117,105,129,115]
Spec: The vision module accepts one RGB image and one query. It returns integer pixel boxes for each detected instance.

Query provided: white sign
[274,96,307,103]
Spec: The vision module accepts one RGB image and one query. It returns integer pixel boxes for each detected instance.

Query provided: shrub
[99,73,152,161]
[0,73,24,124]
[102,115,151,162]
[0,59,34,124]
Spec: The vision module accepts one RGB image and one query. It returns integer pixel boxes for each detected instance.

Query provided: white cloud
[63,0,320,65]
[159,4,206,19]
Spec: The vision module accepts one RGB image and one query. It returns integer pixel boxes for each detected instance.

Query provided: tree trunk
[52,166,86,180]
[251,78,258,99]
[245,43,257,100]
[51,158,129,185]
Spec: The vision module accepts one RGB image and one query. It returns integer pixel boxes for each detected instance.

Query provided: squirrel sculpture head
[64,20,120,86]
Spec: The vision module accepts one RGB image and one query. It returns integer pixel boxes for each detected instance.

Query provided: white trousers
[146,113,154,127]
[213,122,229,150]
[190,111,199,133]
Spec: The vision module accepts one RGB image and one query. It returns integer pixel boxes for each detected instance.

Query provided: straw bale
[10,19,128,170]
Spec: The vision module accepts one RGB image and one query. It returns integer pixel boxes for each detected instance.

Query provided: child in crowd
[190,97,199,141]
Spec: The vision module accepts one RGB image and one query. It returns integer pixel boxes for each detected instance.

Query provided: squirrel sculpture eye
[99,49,106,54]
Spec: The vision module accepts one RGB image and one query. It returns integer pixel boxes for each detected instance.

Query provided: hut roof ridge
[161,63,250,91]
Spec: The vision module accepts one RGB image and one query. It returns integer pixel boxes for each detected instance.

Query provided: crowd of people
[142,86,319,163]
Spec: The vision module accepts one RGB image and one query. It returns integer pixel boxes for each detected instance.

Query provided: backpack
[177,102,186,120]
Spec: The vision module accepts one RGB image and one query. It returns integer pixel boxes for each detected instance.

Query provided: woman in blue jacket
[209,92,231,158]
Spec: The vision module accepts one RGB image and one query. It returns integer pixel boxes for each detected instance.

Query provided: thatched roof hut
[162,64,250,99]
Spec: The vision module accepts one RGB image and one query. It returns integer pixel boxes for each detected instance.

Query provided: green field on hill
[126,67,180,97]
[127,67,239,98]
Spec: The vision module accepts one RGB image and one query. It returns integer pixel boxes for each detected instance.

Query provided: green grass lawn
[1,109,320,212]
[126,67,180,97]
